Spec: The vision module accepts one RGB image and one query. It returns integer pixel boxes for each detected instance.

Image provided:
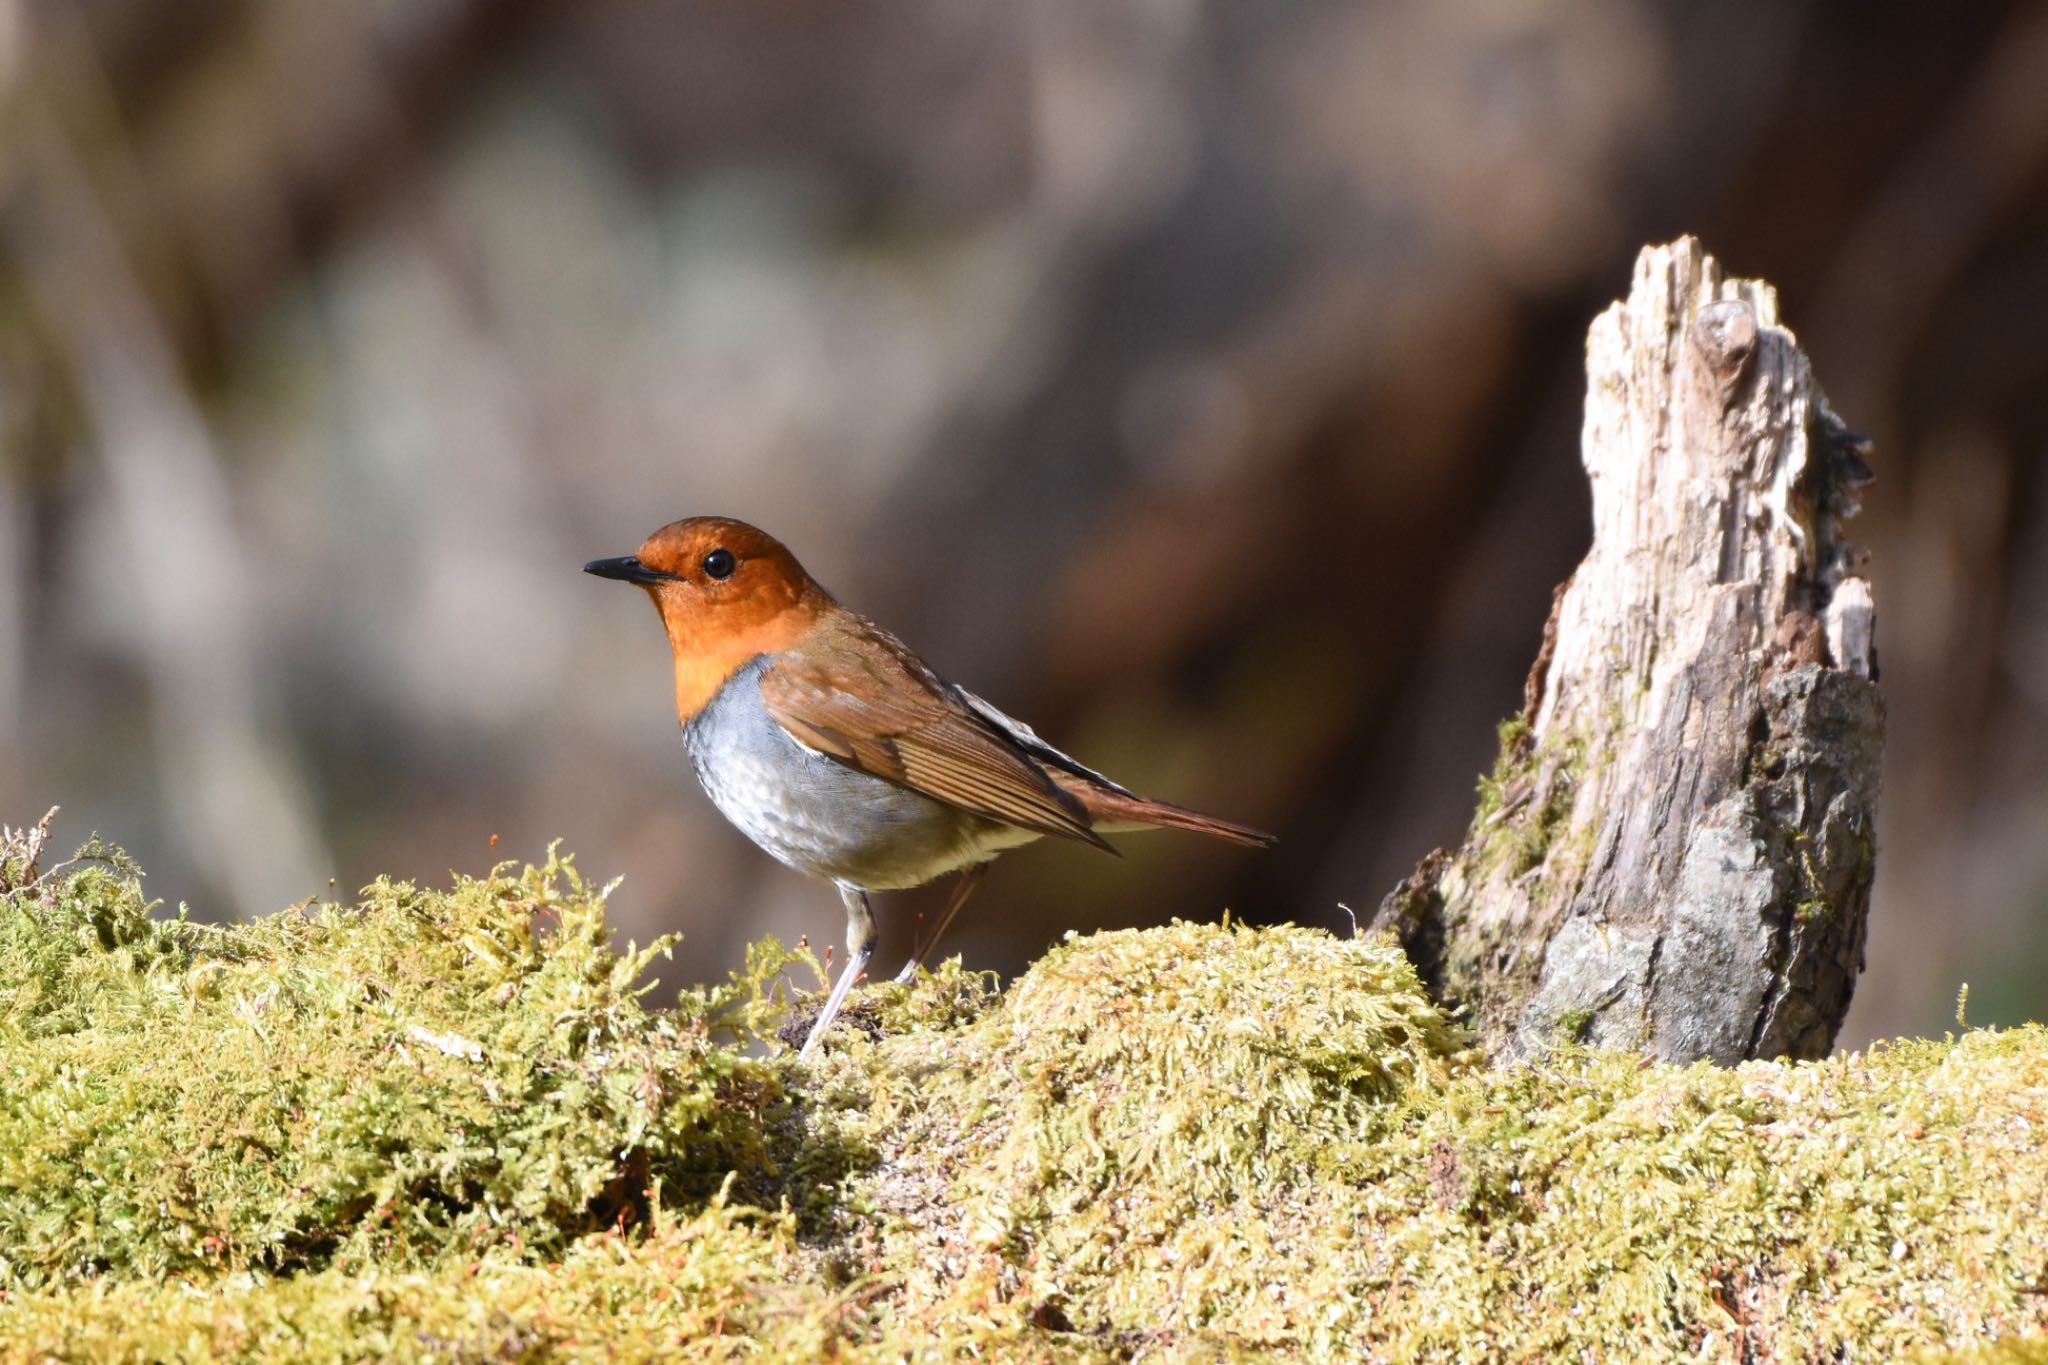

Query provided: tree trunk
[1380,237,1883,1064]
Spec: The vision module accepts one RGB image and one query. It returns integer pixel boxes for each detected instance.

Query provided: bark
[1380,237,1883,1064]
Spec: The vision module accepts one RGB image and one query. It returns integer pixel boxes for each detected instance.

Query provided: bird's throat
[664,607,812,723]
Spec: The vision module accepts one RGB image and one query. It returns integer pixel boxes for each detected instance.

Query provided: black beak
[583,555,678,585]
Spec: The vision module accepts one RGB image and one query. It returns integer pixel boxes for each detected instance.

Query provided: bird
[585,516,1274,1059]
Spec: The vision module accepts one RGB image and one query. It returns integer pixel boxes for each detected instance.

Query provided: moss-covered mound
[0,837,786,1288]
[3,828,2047,1362]
[818,927,2048,1361]
[816,922,1471,1341]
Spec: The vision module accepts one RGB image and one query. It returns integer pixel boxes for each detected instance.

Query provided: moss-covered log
[1381,237,1884,1065]
[4,827,2045,1362]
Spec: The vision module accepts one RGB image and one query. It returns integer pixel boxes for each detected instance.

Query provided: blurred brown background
[2,2,2044,1045]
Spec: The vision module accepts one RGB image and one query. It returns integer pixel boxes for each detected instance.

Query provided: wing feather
[758,630,1109,849]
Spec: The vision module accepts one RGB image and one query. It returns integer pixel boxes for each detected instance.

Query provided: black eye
[701,548,737,580]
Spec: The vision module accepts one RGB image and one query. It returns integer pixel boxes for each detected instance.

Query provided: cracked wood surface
[1382,237,1883,1064]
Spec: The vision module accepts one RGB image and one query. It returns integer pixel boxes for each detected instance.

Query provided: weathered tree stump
[1381,237,1882,1064]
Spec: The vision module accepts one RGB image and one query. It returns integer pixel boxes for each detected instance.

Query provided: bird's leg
[800,882,877,1061]
[894,862,989,984]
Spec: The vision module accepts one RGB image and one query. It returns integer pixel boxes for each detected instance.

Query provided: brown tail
[1061,781,1277,848]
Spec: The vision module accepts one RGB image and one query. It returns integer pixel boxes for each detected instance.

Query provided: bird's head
[585,517,832,719]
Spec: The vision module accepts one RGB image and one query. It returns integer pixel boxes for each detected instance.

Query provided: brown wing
[758,628,1111,850]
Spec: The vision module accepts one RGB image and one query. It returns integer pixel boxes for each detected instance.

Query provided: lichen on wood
[1381,237,1884,1065]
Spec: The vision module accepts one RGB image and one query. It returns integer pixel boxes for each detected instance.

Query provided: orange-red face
[585,517,831,719]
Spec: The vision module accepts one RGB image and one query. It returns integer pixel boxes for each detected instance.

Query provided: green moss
[1470,715,1533,828]
[0,840,794,1289]
[1795,839,1835,923]
[805,923,1473,1353]
[1919,1341,2048,1365]
[4,835,2047,1362]
[1468,715,1590,885]
[803,934,2048,1360]
[1420,699,1635,1042]
[0,1188,1115,1364]
[1553,1005,1594,1041]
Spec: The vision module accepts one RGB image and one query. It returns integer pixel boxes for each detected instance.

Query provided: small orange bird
[586,517,1273,1058]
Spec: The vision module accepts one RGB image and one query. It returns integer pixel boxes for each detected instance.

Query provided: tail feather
[954,684,1275,849]
[1058,779,1277,848]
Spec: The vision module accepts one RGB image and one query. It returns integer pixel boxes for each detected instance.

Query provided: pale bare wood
[1381,237,1882,1064]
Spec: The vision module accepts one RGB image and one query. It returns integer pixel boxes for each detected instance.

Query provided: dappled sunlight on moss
[814,926,2048,1359]
[0,840,793,1288]
[1920,1340,2048,1365]
[2,836,2046,1361]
